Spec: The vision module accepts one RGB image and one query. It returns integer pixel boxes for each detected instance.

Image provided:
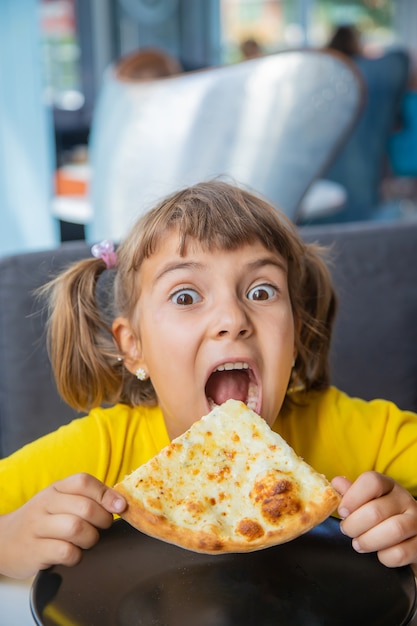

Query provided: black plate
[31,517,416,626]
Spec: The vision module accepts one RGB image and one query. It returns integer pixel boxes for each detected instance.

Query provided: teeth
[208,397,217,410]
[215,362,249,372]
[246,381,258,411]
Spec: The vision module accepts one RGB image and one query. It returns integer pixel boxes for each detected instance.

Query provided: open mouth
[205,362,260,412]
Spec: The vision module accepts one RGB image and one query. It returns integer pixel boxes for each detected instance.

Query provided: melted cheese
[118,400,338,543]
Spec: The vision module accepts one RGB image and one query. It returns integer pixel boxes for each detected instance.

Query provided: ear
[112,317,146,375]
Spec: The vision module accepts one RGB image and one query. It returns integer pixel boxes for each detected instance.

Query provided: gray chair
[1,219,417,458]
[302,219,417,410]
[0,241,90,457]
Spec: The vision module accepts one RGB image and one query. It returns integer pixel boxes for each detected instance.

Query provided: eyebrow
[153,255,287,285]
[153,261,203,285]
[247,257,288,274]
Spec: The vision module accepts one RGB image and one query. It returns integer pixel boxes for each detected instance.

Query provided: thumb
[102,486,127,514]
[54,473,128,516]
[331,475,352,497]
[331,476,353,519]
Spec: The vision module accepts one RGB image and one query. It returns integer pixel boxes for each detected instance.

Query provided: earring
[135,367,148,381]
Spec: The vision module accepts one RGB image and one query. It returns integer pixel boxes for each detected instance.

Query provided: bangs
[127,181,298,268]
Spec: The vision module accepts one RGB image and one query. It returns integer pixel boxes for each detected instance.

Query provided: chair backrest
[323,49,410,222]
[0,241,90,458]
[87,49,363,242]
[302,218,417,411]
[1,218,417,458]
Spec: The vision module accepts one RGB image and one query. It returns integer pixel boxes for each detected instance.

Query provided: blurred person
[115,47,183,82]
[240,38,263,61]
[326,24,362,58]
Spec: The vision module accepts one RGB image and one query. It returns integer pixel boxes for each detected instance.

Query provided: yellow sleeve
[276,387,417,496]
[0,403,169,515]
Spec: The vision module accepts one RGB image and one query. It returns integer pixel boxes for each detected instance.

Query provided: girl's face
[116,231,295,439]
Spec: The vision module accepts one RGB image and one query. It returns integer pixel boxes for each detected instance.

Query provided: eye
[247,284,277,301]
[171,288,201,306]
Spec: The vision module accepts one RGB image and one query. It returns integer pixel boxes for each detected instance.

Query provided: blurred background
[2,0,417,254]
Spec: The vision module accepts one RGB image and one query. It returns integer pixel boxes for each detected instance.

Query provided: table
[2,573,416,625]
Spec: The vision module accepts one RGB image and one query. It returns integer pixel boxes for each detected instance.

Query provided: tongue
[205,370,249,406]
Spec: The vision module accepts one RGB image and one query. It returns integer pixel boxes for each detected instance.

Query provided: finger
[341,490,405,538]
[341,482,416,539]
[331,476,352,497]
[100,486,127,515]
[331,476,352,519]
[36,537,84,570]
[374,533,417,569]
[36,512,101,549]
[37,486,113,537]
[337,471,394,516]
[54,473,126,514]
[350,508,417,553]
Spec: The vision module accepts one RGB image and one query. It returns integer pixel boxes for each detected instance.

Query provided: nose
[212,297,252,340]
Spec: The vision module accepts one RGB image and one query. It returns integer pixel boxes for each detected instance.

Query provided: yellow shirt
[0,386,416,515]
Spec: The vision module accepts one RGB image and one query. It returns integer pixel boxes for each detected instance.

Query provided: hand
[332,472,417,571]
[0,473,126,579]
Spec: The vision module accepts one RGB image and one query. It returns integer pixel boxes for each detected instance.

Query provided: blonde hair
[42,181,336,411]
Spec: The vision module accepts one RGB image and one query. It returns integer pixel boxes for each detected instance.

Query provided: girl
[0,181,416,579]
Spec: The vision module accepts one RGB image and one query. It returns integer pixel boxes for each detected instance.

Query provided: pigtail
[292,243,337,391]
[40,258,123,411]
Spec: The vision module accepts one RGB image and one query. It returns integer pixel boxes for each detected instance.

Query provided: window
[39,0,84,112]
[220,0,397,64]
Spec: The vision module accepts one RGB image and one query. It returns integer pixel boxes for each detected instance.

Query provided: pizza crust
[115,400,341,553]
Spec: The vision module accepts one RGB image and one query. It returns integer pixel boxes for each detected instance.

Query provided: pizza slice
[114,399,341,554]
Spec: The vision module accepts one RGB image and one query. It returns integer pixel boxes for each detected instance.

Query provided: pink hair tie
[91,240,117,269]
